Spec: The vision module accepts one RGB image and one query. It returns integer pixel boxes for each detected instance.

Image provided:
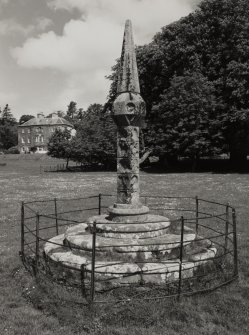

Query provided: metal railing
[19,194,238,305]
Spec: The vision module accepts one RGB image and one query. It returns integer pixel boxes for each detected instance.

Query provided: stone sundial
[44,20,217,290]
[109,19,149,222]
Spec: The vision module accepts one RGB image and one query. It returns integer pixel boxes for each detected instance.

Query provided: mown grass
[0,154,249,335]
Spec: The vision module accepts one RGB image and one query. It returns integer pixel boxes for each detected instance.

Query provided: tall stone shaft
[110,20,148,221]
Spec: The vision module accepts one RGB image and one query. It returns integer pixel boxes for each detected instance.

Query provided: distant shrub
[5,146,20,154]
[30,146,37,153]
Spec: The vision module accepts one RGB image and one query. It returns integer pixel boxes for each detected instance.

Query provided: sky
[0,0,201,120]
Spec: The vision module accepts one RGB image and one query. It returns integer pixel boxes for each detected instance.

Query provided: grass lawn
[0,154,249,335]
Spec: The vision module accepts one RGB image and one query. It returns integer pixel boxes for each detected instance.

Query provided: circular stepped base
[44,214,217,289]
[86,214,171,238]
[65,226,196,259]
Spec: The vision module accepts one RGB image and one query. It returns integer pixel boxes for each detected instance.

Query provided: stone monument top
[117,19,140,94]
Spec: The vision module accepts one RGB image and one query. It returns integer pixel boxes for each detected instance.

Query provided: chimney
[37,113,44,119]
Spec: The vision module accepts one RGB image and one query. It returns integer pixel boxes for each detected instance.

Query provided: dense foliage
[47,128,73,168]
[107,0,249,164]
[19,115,34,125]
[149,72,224,165]
[47,104,116,169]
[64,101,85,126]
[0,104,18,151]
[70,104,116,168]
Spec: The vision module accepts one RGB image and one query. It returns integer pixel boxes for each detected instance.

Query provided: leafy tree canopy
[64,101,85,126]
[0,104,17,150]
[47,104,117,169]
[107,0,249,162]
[47,128,73,168]
[71,104,116,168]
[148,72,224,160]
[0,104,17,126]
[19,114,35,124]
[46,111,65,118]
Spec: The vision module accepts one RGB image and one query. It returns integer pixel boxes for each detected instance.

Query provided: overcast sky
[0,0,200,119]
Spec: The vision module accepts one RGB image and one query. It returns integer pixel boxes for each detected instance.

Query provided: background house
[18,113,73,153]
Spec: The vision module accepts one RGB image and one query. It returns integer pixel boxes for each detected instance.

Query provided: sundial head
[112,19,146,127]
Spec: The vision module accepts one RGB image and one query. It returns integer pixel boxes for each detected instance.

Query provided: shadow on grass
[142,159,249,174]
[47,159,249,174]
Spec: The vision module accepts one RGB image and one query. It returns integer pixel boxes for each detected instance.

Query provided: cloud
[0,19,34,36]
[47,0,195,44]
[12,17,122,108]
[35,17,53,31]
[52,70,108,110]
[0,17,53,36]
[12,18,121,72]
[0,0,9,8]
[12,0,199,108]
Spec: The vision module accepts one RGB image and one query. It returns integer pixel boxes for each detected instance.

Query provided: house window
[21,137,25,143]
[36,127,39,132]
[40,136,44,143]
[28,129,30,134]
[21,129,25,133]
[35,135,39,142]
[27,137,30,144]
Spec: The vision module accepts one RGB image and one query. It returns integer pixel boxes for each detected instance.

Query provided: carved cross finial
[117,19,140,94]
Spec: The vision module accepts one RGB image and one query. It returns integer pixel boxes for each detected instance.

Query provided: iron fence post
[178,216,184,300]
[232,208,238,276]
[54,198,59,235]
[81,264,87,298]
[21,201,25,256]
[35,213,40,276]
[90,221,97,303]
[98,193,102,215]
[225,203,229,253]
[195,196,199,236]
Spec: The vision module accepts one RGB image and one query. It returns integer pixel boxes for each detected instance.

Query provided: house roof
[19,116,73,128]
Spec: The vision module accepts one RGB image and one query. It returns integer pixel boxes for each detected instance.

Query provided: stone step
[44,234,217,287]
[86,214,171,239]
[65,225,196,258]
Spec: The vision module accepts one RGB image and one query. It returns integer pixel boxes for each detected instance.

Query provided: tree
[0,104,18,150]
[47,129,73,168]
[148,72,224,170]
[47,104,116,170]
[0,104,16,125]
[71,104,116,168]
[67,101,77,118]
[107,0,249,165]
[46,111,65,118]
[64,101,86,127]
[19,115,35,124]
